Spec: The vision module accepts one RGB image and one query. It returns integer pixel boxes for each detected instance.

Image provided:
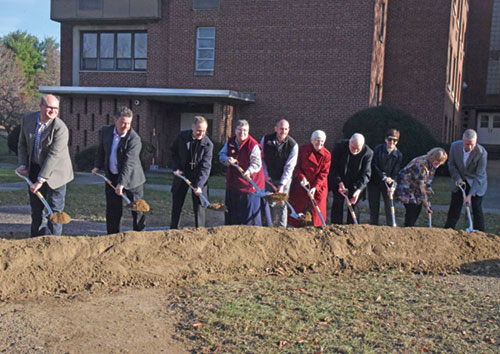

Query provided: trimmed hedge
[7,125,20,155]
[210,141,227,176]
[343,106,439,165]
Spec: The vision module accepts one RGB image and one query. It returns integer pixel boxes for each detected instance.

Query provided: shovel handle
[174,172,211,208]
[95,173,132,204]
[15,170,54,214]
[301,183,326,226]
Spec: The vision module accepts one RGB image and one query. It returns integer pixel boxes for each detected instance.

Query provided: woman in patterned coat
[397,147,448,226]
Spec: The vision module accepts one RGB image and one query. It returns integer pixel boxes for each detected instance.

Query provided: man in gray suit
[444,129,487,231]
[92,106,146,234]
[16,94,74,237]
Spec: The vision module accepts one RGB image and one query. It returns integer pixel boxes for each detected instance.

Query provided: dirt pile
[0,225,499,301]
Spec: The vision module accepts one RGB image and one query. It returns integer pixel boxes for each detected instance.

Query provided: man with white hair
[444,129,487,231]
[329,133,373,224]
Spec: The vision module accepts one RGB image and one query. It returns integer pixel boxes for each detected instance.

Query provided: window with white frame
[195,27,215,76]
[81,31,147,71]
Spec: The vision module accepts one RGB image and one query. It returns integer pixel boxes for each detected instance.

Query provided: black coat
[369,143,403,185]
[170,130,213,191]
[329,140,373,191]
[95,125,146,190]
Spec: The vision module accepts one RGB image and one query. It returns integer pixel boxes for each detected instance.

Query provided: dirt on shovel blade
[208,202,227,212]
[298,211,313,226]
[126,199,150,212]
[263,193,288,204]
[48,212,71,224]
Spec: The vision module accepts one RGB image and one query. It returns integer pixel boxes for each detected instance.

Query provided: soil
[0,224,499,352]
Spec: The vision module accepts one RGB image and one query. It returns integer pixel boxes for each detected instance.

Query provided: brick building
[383,0,468,144]
[45,0,468,166]
[461,0,500,153]
[44,0,387,166]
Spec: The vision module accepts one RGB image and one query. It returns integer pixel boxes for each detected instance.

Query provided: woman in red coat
[288,130,331,226]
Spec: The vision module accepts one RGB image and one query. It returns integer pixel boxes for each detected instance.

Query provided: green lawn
[0,133,18,165]
[168,271,500,353]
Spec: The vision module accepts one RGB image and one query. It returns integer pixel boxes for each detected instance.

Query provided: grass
[0,133,18,165]
[168,272,500,353]
[0,166,20,183]
[146,172,226,189]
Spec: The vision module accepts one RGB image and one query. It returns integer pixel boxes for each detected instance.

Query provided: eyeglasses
[43,104,59,112]
[386,137,398,143]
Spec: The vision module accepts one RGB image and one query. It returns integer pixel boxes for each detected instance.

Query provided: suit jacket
[18,112,74,189]
[448,140,488,196]
[170,130,213,191]
[95,125,146,190]
[329,140,373,192]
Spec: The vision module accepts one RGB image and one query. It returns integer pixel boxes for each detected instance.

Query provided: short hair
[311,130,326,140]
[235,119,249,129]
[386,128,400,139]
[427,147,448,163]
[40,94,59,106]
[350,133,365,145]
[463,129,477,140]
[117,106,133,119]
[193,115,207,125]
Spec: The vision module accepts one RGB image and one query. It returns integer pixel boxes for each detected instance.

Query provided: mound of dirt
[0,225,499,301]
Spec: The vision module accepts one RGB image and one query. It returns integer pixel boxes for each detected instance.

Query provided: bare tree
[0,44,29,132]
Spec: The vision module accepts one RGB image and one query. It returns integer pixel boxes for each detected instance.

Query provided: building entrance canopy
[39,86,255,104]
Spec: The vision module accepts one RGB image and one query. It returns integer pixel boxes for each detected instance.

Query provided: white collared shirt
[463,147,471,167]
[109,128,127,174]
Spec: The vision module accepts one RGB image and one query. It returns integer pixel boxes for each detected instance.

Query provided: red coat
[289,143,331,226]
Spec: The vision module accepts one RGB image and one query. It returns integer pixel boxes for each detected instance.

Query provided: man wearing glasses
[367,129,403,225]
[16,94,74,237]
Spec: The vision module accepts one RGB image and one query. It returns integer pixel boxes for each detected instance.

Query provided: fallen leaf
[297,340,305,344]
[422,347,429,352]
[375,295,382,302]
[279,340,287,347]
[416,282,422,289]
[484,337,496,344]
[192,322,203,328]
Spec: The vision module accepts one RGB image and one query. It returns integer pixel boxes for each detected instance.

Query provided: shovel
[173,172,226,212]
[384,180,397,227]
[419,167,432,228]
[94,172,150,212]
[339,184,358,225]
[457,181,477,233]
[15,170,71,224]
[301,182,326,226]
[265,180,299,220]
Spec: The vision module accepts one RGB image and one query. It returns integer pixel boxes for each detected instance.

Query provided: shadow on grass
[460,259,500,278]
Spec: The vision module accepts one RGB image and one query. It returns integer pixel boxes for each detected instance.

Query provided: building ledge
[39,86,256,104]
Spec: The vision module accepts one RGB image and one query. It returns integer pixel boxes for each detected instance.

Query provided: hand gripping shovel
[94,173,150,212]
[15,170,71,224]
[384,180,397,227]
[339,184,358,225]
[229,161,265,196]
[173,172,226,212]
[264,181,299,220]
[457,181,477,233]
[301,182,326,226]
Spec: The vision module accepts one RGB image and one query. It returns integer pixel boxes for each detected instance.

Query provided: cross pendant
[189,161,196,169]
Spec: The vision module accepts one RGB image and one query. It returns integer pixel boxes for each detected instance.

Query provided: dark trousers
[368,182,393,226]
[105,173,146,234]
[403,203,422,227]
[28,164,66,237]
[225,190,262,226]
[171,182,206,229]
[444,183,484,231]
[331,188,359,225]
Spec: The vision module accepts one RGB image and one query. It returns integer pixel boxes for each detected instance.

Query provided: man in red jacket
[219,120,266,225]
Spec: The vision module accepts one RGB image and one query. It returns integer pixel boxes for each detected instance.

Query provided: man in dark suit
[329,133,373,224]
[92,107,146,234]
[16,94,74,237]
[170,116,213,229]
[444,129,488,231]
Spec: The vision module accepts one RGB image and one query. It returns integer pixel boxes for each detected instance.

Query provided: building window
[193,0,220,9]
[375,84,382,106]
[379,2,385,43]
[195,27,215,76]
[81,31,147,71]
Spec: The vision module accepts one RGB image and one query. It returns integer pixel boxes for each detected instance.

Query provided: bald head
[275,119,290,142]
[349,133,365,155]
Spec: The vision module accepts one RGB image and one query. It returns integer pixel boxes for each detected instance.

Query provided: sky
[0,0,60,42]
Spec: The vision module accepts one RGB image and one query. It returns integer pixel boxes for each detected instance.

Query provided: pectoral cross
[189,161,196,169]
